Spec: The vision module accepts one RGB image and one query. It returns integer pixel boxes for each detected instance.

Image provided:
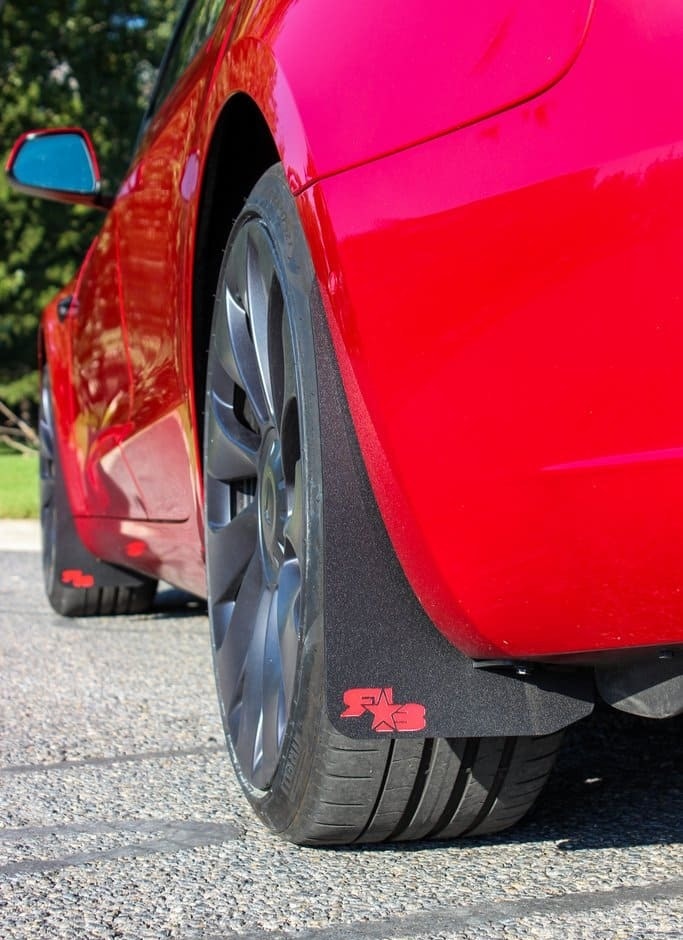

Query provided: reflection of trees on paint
[0,0,177,415]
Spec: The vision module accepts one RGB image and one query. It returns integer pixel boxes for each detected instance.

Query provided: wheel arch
[191,92,280,466]
[188,92,595,743]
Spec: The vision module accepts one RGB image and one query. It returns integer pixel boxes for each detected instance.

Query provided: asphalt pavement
[0,528,681,939]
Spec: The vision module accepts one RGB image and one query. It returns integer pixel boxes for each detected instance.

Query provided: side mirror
[5,128,112,210]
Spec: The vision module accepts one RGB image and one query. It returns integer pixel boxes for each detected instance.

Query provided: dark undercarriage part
[474,647,683,719]
[595,650,682,718]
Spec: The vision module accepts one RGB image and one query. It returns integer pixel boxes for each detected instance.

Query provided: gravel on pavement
[0,547,681,939]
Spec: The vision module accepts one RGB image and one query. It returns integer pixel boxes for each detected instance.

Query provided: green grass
[0,450,39,518]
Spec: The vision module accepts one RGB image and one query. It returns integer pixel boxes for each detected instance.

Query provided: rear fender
[207,0,593,190]
[310,282,594,738]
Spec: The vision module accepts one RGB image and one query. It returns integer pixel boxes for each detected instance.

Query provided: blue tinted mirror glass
[12,132,97,194]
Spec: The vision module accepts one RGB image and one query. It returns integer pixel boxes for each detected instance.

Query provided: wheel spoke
[245,226,276,423]
[277,557,301,708]
[212,282,243,391]
[215,552,264,720]
[206,503,257,608]
[220,273,269,428]
[233,579,272,782]
[260,589,287,784]
[207,207,315,793]
[205,391,258,484]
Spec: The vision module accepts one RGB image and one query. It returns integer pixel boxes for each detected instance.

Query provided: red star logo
[366,687,403,732]
[340,687,427,732]
[61,569,95,588]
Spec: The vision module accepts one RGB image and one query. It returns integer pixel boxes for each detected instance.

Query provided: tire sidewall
[207,167,327,835]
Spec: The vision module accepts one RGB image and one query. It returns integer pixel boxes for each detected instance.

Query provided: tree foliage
[0,0,178,413]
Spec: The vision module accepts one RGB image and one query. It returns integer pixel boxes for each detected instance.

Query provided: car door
[69,213,146,519]
[114,0,227,520]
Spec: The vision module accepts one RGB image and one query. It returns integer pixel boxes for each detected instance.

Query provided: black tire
[39,367,157,617]
[204,167,563,845]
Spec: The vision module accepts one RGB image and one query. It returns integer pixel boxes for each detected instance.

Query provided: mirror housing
[5,128,113,210]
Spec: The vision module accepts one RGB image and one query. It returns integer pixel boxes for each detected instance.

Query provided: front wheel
[204,167,563,844]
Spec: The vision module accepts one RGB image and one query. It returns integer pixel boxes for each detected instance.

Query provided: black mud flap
[54,507,152,592]
[311,287,594,740]
[49,439,152,594]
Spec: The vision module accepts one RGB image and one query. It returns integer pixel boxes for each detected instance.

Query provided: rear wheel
[204,167,563,844]
[39,367,157,617]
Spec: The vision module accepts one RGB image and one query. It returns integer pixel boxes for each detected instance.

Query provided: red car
[7,0,682,844]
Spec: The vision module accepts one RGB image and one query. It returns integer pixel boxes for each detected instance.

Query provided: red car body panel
[41,0,683,658]
[299,0,683,658]
[256,0,594,184]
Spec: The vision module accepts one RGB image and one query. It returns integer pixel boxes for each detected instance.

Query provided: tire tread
[294,723,563,846]
[50,580,157,618]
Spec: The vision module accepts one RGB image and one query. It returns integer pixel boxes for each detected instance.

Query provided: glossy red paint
[298,0,683,658]
[29,0,683,659]
[113,26,224,524]
[205,0,593,190]
[77,514,207,598]
[263,0,593,182]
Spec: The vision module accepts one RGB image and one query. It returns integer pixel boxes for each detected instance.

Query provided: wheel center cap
[258,431,285,579]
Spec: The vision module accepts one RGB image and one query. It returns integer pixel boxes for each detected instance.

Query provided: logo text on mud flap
[61,569,95,588]
[340,687,426,732]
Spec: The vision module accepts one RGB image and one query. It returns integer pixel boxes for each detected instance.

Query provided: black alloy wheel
[204,170,320,795]
[204,167,564,845]
[39,370,58,590]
